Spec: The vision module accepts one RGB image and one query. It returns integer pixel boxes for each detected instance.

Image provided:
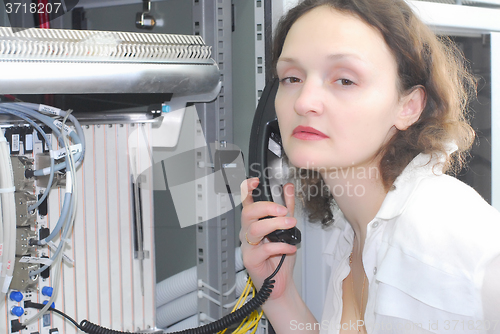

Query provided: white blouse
[320,152,500,334]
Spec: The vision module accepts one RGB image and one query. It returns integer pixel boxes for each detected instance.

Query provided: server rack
[0,0,243,332]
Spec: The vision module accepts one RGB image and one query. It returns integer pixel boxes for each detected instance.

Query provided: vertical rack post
[255,0,266,103]
[492,32,500,211]
[193,0,236,323]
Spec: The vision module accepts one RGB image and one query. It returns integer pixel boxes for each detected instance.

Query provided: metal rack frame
[0,2,230,332]
[193,0,237,324]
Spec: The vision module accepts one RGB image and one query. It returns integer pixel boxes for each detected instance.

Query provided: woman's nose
[293,79,325,116]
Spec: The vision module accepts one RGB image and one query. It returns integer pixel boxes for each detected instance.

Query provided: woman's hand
[239,177,298,301]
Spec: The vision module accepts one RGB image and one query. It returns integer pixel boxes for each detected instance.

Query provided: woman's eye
[338,78,354,86]
[280,77,302,84]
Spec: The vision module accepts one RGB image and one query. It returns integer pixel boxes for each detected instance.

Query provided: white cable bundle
[156,247,246,308]
[156,266,197,307]
[155,247,249,328]
[156,291,198,329]
[164,315,198,333]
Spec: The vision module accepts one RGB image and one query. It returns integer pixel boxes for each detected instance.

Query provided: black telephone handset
[248,79,301,246]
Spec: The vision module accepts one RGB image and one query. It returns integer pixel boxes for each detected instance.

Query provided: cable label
[25,133,33,152]
[12,133,20,153]
[66,173,72,193]
[53,120,74,135]
[45,133,52,151]
[39,104,62,116]
[50,144,82,160]
[19,256,53,266]
[41,167,51,176]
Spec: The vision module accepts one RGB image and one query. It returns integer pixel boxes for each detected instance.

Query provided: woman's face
[275,6,404,172]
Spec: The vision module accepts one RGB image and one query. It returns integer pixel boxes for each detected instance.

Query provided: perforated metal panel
[193,0,237,325]
[1,123,155,334]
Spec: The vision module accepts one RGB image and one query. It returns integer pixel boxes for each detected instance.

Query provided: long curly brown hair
[272,0,477,226]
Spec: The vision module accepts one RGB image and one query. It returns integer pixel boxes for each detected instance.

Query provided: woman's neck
[320,163,388,253]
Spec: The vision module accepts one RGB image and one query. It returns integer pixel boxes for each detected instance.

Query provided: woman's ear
[395,86,426,130]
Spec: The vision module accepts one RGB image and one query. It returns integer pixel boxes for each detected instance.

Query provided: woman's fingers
[240,179,297,246]
[241,177,259,207]
[241,200,287,225]
[242,241,297,267]
[243,215,296,242]
[283,182,295,216]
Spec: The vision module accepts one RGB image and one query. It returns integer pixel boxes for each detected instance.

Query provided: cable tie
[50,144,82,160]
[223,299,238,309]
[198,291,221,306]
[48,241,75,266]
[53,120,74,135]
[199,313,217,323]
[0,186,15,193]
[223,283,237,297]
[198,279,221,295]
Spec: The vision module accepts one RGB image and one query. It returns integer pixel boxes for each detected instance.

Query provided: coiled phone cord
[25,255,287,334]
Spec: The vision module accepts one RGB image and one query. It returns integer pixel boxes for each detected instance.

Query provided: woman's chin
[287,154,324,171]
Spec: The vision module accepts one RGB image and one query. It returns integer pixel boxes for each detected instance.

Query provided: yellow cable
[218,274,253,334]
[232,278,264,334]
[235,310,259,333]
[218,275,266,334]
[232,282,253,333]
[238,310,263,334]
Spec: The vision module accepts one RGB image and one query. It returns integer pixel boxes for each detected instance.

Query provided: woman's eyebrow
[277,53,367,65]
[326,53,364,62]
[276,56,298,65]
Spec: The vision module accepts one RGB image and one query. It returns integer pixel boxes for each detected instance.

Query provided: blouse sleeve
[371,173,500,334]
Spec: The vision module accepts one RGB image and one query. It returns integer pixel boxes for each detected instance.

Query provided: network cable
[218,276,263,334]
[0,101,83,325]
[2,101,279,333]
[23,255,287,334]
[0,106,56,210]
[22,106,81,327]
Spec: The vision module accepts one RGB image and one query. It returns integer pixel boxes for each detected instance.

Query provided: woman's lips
[292,126,329,140]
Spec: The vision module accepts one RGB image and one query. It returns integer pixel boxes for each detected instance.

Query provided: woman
[240,0,500,333]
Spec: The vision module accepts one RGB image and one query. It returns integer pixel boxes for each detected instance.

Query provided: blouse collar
[376,145,457,220]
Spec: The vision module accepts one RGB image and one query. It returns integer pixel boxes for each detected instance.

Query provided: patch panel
[3,126,56,334]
